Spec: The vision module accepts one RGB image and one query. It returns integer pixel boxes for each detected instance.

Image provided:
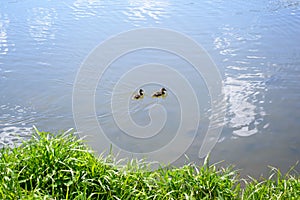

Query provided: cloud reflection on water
[214,24,268,137]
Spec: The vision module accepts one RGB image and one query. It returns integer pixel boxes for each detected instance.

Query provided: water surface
[1,0,300,177]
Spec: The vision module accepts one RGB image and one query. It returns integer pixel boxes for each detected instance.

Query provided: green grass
[0,128,299,199]
[241,166,300,200]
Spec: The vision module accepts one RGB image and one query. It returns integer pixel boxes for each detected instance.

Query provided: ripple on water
[224,75,267,137]
[27,7,57,43]
[213,20,269,138]
[0,13,15,55]
[268,0,300,12]
[0,103,36,147]
[66,0,104,20]
[122,0,170,25]
[0,126,32,148]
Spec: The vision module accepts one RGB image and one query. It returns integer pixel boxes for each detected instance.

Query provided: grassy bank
[0,128,299,199]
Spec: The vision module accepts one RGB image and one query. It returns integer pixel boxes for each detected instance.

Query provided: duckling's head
[161,88,167,93]
[139,89,144,95]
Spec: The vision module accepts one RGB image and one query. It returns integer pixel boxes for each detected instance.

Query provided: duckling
[133,89,144,100]
[152,88,167,98]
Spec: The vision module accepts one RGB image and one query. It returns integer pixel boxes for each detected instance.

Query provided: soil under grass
[0,128,299,199]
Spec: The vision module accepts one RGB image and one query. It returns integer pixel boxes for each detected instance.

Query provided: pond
[1,0,300,177]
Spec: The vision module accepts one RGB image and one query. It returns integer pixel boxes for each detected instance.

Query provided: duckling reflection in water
[133,89,144,100]
[152,88,167,98]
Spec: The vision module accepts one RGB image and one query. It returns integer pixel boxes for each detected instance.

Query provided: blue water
[1,0,300,177]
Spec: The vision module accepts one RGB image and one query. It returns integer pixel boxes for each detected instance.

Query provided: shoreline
[1,128,299,199]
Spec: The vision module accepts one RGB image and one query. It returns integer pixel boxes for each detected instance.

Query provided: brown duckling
[133,89,144,100]
[152,88,167,98]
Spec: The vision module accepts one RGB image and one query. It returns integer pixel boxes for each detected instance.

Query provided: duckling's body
[152,88,167,98]
[133,89,144,100]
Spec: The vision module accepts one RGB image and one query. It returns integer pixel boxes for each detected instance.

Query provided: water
[1,0,300,177]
